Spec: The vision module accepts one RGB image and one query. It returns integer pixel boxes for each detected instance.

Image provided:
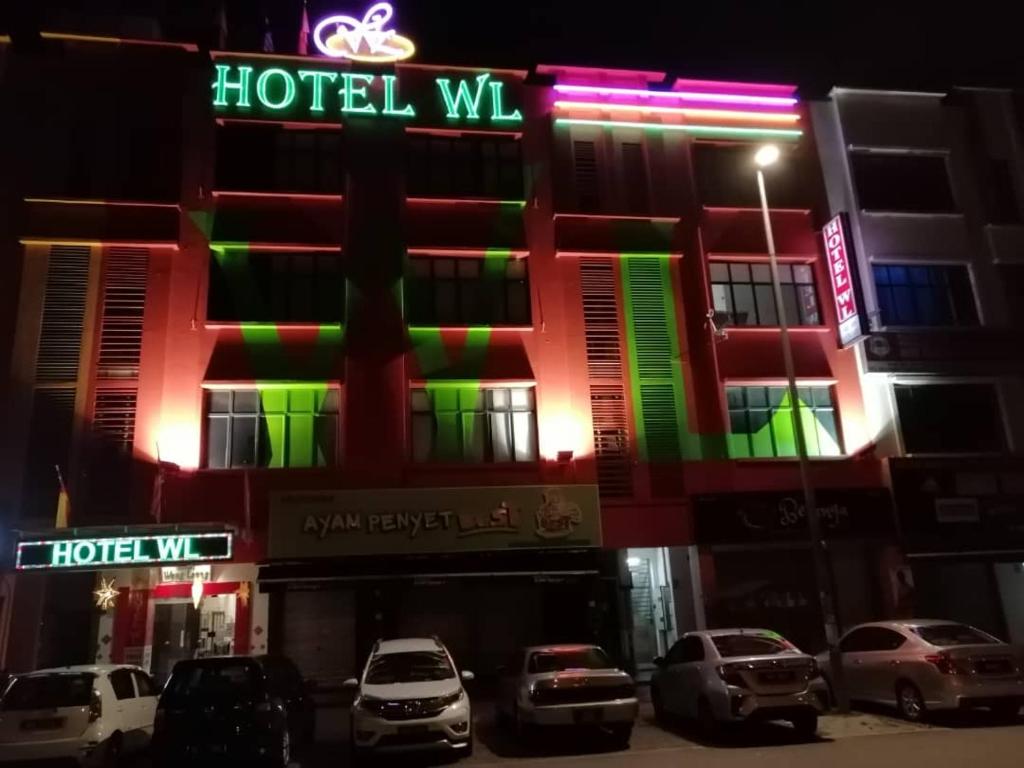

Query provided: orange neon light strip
[554,100,800,123]
[25,197,181,209]
[210,243,342,252]
[40,31,198,51]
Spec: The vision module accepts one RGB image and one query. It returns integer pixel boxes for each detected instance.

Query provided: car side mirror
[342,678,360,690]
[653,656,666,668]
[461,670,475,682]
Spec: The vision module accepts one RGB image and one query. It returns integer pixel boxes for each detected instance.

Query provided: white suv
[0,664,159,766]
[345,638,474,761]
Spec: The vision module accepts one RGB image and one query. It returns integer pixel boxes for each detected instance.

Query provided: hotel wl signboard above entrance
[15,531,233,571]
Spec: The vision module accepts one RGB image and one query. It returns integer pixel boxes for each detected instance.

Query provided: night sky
[4,0,1021,96]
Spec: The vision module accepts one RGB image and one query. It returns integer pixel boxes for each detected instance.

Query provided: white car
[345,637,474,761]
[651,629,824,737]
[0,664,159,766]
[496,644,637,745]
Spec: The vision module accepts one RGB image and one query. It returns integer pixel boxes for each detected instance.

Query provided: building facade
[0,27,894,682]
[812,87,1024,643]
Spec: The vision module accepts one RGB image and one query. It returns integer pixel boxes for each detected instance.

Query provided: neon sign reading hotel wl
[211,65,523,125]
[15,532,234,570]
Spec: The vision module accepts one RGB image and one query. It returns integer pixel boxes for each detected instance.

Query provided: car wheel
[991,701,1021,721]
[791,712,818,739]
[273,728,291,768]
[895,681,927,722]
[652,686,667,723]
[609,723,632,747]
[696,698,719,739]
[102,732,123,768]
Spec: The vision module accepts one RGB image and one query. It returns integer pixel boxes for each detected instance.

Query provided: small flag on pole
[262,15,275,53]
[54,465,70,529]
[298,0,310,55]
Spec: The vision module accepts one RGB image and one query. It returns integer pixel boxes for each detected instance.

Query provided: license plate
[398,724,429,735]
[759,671,795,684]
[573,709,603,724]
[21,718,64,731]
[209,744,228,754]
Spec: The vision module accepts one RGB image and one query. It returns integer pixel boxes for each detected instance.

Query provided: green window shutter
[621,259,689,462]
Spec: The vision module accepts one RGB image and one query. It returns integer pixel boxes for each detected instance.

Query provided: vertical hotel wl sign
[822,213,867,348]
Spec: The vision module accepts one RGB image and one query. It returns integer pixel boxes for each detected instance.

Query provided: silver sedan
[495,644,638,745]
[817,620,1024,721]
[650,629,824,737]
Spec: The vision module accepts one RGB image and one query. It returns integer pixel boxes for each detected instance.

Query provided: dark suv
[153,655,315,767]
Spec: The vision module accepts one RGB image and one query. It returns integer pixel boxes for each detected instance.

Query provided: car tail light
[716,665,747,688]
[807,658,820,679]
[925,653,965,675]
[88,688,102,723]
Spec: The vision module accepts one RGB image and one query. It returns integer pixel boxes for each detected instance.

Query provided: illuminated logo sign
[313,3,415,63]
[822,213,867,348]
[15,532,233,570]
[211,64,522,125]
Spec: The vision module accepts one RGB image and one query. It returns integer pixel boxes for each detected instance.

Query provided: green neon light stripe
[555,118,803,139]
[236,323,343,330]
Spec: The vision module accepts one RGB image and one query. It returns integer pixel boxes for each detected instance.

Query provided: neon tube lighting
[24,197,182,209]
[406,248,529,257]
[407,326,533,332]
[553,101,800,123]
[210,243,342,252]
[554,118,802,138]
[672,78,797,95]
[553,84,797,107]
[406,197,526,207]
[19,238,180,250]
[211,190,344,201]
[206,322,343,331]
[556,250,683,259]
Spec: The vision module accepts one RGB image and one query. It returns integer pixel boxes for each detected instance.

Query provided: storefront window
[204,387,339,469]
[872,264,977,327]
[726,385,842,458]
[410,386,537,463]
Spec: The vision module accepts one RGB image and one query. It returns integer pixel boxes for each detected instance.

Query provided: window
[163,660,261,706]
[572,140,600,212]
[711,634,792,657]
[894,383,1004,454]
[208,251,344,324]
[205,387,339,469]
[726,385,842,459]
[131,670,158,698]
[407,135,523,199]
[710,261,820,327]
[405,257,530,326]
[911,624,997,647]
[411,386,537,463]
[1000,266,1024,328]
[850,153,956,213]
[215,124,343,193]
[620,142,649,214]
[839,627,905,653]
[365,651,455,684]
[528,647,611,673]
[108,669,136,700]
[679,636,706,663]
[692,144,813,208]
[1,674,94,710]
[872,264,977,327]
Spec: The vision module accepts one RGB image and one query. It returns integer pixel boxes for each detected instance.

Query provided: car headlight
[353,695,388,716]
[437,689,465,708]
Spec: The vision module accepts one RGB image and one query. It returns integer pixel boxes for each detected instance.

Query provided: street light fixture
[754,145,849,714]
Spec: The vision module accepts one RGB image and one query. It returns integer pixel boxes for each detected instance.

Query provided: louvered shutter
[622,259,685,471]
[580,260,632,498]
[35,246,90,382]
[573,140,600,212]
[97,248,148,378]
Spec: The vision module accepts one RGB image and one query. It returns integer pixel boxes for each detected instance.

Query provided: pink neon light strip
[671,78,798,96]
[212,190,345,202]
[553,101,800,123]
[553,84,797,107]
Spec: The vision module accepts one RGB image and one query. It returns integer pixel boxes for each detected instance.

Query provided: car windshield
[162,661,261,705]
[1,673,94,710]
[912,624,998,647]
[711,634,793,658]
[528,648,612,673]
[365,651,454,684]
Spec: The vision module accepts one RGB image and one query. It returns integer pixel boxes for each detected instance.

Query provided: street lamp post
[754,144,849,713]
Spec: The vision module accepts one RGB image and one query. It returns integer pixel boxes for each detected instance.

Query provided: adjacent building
[1,21,904,683]
[812,87,1024,642]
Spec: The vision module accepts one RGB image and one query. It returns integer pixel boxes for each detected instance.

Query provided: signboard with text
[15,532,233,571]
[211,58,524,129]
[822,213,867,348]
[268,485,601,558]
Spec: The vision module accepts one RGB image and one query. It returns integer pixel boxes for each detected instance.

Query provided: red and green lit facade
[0,33,892,673]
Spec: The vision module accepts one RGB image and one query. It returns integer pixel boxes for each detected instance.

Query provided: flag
[216,0,228,49]
[54,465,69,529]
[149,462,166,523]
[262,15,275,53]
[298,0,310,55]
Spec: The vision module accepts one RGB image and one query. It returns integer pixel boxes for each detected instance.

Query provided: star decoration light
[237,581,250,607]
[94,578,118,611]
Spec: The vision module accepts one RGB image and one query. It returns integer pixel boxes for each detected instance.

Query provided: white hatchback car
[345,638,474,761]
[0,664,160,766]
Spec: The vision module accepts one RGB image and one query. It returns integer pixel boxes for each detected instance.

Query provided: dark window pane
[231,416,258,466]
[851,153,956,213]
[895,384,1004,454]
[207,417,229,469]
